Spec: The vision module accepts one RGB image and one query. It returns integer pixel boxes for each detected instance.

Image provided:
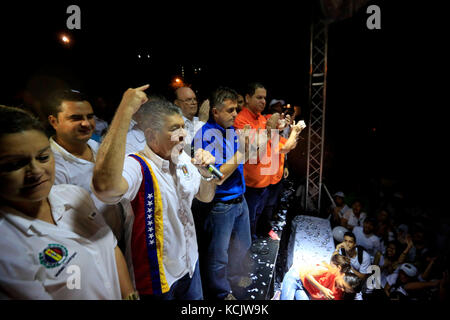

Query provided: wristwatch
[200,174,214,182]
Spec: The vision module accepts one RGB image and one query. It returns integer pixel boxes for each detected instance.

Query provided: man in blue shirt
[193,87,251,300]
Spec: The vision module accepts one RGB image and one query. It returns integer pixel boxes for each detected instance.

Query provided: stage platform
[235,182,295,300]
[235,212,335,299]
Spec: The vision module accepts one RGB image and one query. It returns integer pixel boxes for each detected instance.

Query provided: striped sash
[128,153,169,295]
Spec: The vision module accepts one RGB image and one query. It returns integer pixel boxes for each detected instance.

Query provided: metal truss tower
[304,17,328,215]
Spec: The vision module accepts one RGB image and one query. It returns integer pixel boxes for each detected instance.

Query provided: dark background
[0,0,447,214]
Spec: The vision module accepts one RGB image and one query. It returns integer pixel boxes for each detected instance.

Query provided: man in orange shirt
[234,83,305,240]
[258,112,305,239]
[234,82,271,241]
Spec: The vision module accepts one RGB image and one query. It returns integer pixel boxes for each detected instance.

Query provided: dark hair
[0,105,45,137]
[386,240,402,261]
[364,216,377,227]
[245,82,265,97]
[45,89,87,117]
[389,290,408,301]
[343,231,356,242]
[330,254,351,273]
[343,271,363,293]
[210,87,238,111]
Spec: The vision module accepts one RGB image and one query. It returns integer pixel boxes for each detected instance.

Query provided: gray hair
[210,87,238,111]
[135,98,182,132]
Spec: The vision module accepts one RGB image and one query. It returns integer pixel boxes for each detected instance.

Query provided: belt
[214,195,243,205]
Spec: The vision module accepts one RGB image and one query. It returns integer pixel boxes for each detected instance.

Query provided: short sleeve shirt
[50,137,125,240]
[343,209,367,229]
[117,145,201,289]
[0,185,121,300]
[353,226,382,261]
[299,263,343,300]
[193,120,245,201]
[234,107,275,188]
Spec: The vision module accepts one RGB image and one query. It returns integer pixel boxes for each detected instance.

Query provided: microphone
[191,145,223,179]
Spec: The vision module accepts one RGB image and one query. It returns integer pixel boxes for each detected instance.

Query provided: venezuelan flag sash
[128,153,169,295]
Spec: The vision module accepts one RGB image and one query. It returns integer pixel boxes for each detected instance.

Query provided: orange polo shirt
[234,107,272,188]
[271,136,287,185]
[264,114,287,185]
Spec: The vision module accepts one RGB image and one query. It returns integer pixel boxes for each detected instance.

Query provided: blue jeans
[245,186,270,240]
[204,197,252,299]
[280,267,310,300]
[140,260,203,300]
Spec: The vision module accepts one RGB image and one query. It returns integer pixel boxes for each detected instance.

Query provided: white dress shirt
[0,185,121,300]
[183,116,204,143]
[126,119,146,155]
[50,137,125,241]
[116,145,201,289]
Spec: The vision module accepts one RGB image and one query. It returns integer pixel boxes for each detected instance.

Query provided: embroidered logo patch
[39,244,68,269]
[181,165,189,177]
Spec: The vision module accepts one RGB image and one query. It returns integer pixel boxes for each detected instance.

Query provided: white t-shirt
[341,247,371,274]
[113,145,201,289]
[353,226,382,262]
[343,208,367,229]
[50,137,125,241]
[126,120,146,155]
[0,185,121,300]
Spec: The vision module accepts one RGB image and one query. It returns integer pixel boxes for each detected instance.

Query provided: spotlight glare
[61,34,70,44]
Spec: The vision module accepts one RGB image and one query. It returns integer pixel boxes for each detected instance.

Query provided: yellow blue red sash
[128,153,169,295]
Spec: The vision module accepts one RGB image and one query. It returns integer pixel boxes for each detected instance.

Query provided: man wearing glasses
[174,87,208,153]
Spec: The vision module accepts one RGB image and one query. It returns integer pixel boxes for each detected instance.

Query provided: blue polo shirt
[193,119,246,201]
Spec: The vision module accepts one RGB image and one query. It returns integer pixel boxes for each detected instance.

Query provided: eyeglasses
[178,97,197,103]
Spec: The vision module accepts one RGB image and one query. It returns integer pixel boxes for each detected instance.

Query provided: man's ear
[211,107,218,118]
[48,114,58,130]
[144,127,155,142]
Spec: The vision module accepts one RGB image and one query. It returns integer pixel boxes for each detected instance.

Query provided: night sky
[1,1,448,211]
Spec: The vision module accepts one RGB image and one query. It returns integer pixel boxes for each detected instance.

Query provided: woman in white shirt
[0,105,136,300]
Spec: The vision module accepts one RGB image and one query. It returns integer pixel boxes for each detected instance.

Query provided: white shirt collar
[141,144,170,173]
[129,119,137,131]
[0,187,66,237]
[182,115,196,124]
[50,137,97,164]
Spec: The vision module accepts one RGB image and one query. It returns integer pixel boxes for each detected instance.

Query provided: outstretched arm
[215,125,251,184]
[92,85,149,202]
[280,120,306,154]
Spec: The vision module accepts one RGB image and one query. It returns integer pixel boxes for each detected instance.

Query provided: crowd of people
[0,81,307,300]
[2,78,448,301]
[277,187,450,301]
[294,190,450,301]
